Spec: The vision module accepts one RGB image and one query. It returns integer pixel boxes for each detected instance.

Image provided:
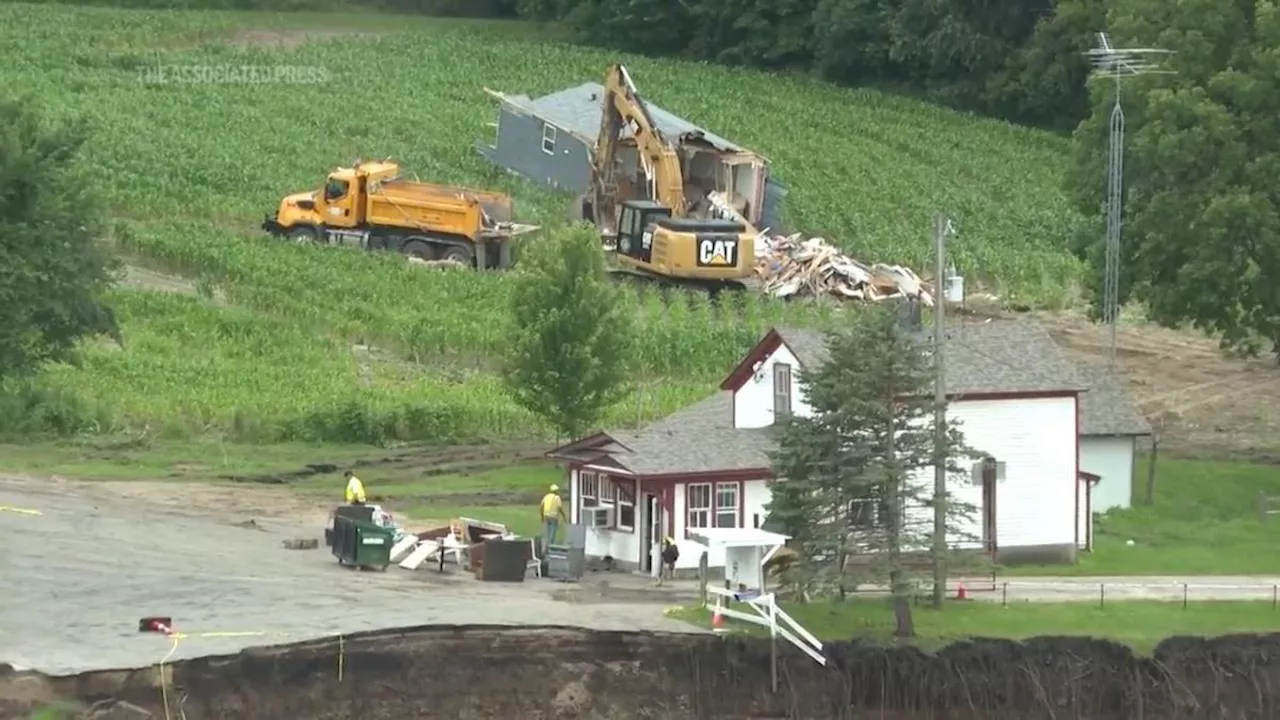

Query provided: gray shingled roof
[549,319,1096,476]
[778,319,1088,395]
[1075,363,1152,436]
[549,392,774,476]
[519,82,745,153]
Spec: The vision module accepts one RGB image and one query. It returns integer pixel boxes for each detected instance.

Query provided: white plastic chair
[526,538,542,578]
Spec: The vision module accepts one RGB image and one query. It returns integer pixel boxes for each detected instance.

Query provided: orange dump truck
[262,160,539,269]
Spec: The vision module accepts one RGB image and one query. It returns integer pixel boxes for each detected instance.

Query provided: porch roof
[688,527,790,548]
[546,391,774,478]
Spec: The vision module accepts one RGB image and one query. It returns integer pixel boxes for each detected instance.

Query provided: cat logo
[696,237,738,267]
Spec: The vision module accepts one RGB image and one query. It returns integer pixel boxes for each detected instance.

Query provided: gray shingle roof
[550,319,1099,477]
[778,319,1088,395]
[522,82,745,153]
[1075,363,1152,436]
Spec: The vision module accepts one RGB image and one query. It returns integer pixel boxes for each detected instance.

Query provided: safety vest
[345,476,366,503]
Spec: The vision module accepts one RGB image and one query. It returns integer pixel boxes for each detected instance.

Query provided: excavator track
[606,265,750,298]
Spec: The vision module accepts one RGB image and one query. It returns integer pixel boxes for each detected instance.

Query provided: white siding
[670,479,773,571]
[1080,436,1136,512]
[896,397,1080,551]
[732,343,812,428]
[569,467,641,565]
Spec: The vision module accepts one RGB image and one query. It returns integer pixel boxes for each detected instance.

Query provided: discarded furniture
[330,513,394,571]
[477,537,528,582]
[526,538,542,579]
[546,523,586,581]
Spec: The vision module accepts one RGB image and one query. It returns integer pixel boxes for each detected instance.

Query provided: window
[614,480,636,531]
[773,363,792,418]
[687,483,711,529]
[715,483,738,529]
[541,123,557,155]
[579,471,600,523]
[324,178,349,202]
[687,482,741,532]
[849,488,890,531]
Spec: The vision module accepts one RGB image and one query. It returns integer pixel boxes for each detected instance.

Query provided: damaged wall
[5,626,1280,719]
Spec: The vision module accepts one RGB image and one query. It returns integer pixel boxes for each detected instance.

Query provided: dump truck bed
[366,178,520,240]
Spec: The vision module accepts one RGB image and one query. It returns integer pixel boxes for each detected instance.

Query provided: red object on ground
[712,607,725,628]
[139,616,174,634]
[955,582,969,600]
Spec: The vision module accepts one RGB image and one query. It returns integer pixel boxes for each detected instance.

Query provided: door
[642,494,661,575]
[982,470,997,554]
[319,174,358,228]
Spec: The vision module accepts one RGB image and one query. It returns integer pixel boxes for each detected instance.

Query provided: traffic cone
[712,606,726,629]
[139,616,174,635]
[954,581,969,601]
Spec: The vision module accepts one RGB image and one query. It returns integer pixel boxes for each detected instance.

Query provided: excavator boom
[590,64,686,236]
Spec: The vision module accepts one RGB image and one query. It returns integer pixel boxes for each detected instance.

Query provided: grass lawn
[669,598,1280,653]
[1003,455,1280,576]
[0,438,559,537]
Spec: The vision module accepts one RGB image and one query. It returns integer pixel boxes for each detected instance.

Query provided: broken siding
[477,106,592,193]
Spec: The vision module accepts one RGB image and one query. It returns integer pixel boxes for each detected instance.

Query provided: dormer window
[773,363,792,418]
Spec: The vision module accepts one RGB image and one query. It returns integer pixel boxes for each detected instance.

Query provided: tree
[0,96,120,381]
[503,224,636,439]
[1064,0,1280,359]
[766,304,975,636]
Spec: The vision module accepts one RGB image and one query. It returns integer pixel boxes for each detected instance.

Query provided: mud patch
[8,627,1280,719]
[120,264,227,304]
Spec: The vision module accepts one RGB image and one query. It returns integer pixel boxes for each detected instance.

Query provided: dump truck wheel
[439,244,475,267]
[401,239,434,262]
[289,226,318,244]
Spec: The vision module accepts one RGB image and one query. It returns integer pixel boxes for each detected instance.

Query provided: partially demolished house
[478,81,789,232]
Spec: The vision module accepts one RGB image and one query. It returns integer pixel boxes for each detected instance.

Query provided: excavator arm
[589,64,687,235]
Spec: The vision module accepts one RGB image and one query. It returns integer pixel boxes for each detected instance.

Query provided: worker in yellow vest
[539,484,566,551]
[344,470,366,505]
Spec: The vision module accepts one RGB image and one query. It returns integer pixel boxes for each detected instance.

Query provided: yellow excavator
[576,65,758,293]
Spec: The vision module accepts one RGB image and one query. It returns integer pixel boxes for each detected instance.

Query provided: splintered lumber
[755,234,933,306]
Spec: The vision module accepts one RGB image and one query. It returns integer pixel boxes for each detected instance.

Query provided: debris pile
[755,234,933,305]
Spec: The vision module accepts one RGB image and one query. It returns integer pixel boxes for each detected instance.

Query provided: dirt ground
[0,474,700,676]
[1031,310,1280,459]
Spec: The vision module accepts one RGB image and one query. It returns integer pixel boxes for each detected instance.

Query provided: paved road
[966,575,1280,603]
[0,477,699,675]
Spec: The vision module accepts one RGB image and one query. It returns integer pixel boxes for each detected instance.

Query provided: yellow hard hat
[550,484,559,492]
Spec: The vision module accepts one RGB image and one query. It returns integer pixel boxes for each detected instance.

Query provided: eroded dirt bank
[5,626,1280,719]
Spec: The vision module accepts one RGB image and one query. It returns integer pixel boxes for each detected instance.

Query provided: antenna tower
[1084,32,1173,367]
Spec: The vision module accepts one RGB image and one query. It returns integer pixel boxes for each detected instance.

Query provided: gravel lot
[0,475,699,675]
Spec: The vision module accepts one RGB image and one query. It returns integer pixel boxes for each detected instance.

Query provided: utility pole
[931,213,952,609]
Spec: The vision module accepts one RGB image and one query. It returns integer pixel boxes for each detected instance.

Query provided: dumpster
[326,504,377,547]
[331,514,394,571]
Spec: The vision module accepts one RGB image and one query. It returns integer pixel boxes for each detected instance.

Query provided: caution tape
[152,628,345,720]
[0,506,41,516]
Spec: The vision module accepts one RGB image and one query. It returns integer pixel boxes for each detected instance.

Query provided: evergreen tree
[767,304,976,635]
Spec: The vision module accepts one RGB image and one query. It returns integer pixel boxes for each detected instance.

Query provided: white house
[548,319,1102,576]
[1075,364,1152,513]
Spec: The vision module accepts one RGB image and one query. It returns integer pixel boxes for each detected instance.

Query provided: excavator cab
[615,200,672,264]
[614,199,753,283]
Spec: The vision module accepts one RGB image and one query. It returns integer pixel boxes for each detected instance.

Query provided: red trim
[637,468,772,483]
[720,329,783,391]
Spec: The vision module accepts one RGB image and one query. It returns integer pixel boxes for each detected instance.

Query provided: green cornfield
[1,5,1085,444]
